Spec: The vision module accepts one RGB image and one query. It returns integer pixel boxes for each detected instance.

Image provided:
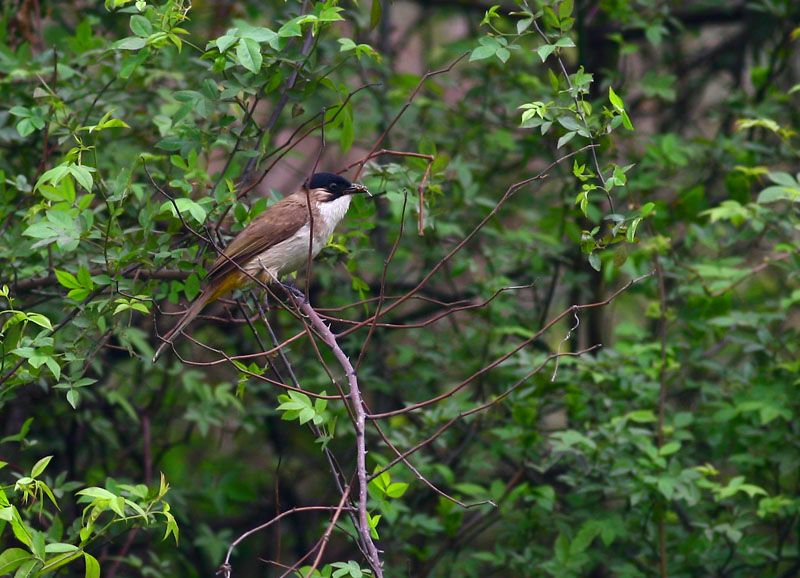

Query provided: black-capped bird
[153,172,369,361]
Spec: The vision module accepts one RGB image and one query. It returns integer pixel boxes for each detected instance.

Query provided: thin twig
[355,188,408,373]
[337,146,597,340]
[528,12,614,213]
[370,345,602,484]
[217,505,354,578]
[368,270,653,419]
[302,487,353,578]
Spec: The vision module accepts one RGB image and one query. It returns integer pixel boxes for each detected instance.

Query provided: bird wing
[205,194,309,283]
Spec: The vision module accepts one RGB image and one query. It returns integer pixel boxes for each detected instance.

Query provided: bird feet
[279,280,307,302]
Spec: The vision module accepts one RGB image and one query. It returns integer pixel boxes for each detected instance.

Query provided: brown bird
[153,172,369,361]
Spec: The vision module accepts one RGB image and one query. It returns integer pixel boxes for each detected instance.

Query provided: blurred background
[2,1,800,576]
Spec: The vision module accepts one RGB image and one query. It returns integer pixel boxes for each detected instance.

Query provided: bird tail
[152,291,213,362]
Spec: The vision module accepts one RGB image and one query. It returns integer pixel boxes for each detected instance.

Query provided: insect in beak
[347,183,372,198]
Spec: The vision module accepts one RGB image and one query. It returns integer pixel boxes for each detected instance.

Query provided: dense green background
[2,0,800,576]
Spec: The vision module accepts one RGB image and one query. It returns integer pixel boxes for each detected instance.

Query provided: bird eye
[329,183,338,191]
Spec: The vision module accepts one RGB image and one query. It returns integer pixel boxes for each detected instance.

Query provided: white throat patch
[316,194,353,232]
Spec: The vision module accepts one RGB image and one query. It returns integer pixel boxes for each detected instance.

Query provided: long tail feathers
[152,292,212,362]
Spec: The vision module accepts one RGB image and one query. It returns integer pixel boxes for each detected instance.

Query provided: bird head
[305,172,370,202]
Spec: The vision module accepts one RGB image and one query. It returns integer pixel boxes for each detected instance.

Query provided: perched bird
[153,172,369,361]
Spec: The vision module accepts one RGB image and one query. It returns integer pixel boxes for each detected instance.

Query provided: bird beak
[347,183,372,198]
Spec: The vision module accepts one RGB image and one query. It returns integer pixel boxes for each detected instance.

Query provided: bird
[153,172,370,361]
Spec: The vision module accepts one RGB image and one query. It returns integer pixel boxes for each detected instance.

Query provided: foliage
[2,0,800,576]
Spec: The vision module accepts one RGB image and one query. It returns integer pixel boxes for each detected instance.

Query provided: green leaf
[66,390,80,409]
[16,118,34,137]
[184,273,201,301]
[55,270,81,290]
[757,186,799,203]
[470,44,496,62]
[67,288,91,301]
[659,441,681,456]
[559,0,574,19]
[554,533,570,564]
[1,418,34,444]
[557,131,576,149]
[588,253,601,271]
[621,110,634,130]
[645,22,665,46]
[26,313,52,330]
[236,37,262,73]
[626,410,657,423]
[767,171,799,187]
[368,513,380,541]
[129,14,152,37]
[44,543,78,553]
[338,37,356,53]
[26,536,45,564]
[35,164,70,190]
[556,115,583,132]
[613,244,628,267]
[298,407,316,425]
[163,512,180,544]
[716,476,768,500]
[78,487,117,500]
[119,48,149,79]
[570,522,599,555]
[110,496,126,517]
[554,36,575,48]
[627,217,642,242]
[114,36,147,50]
[0,549,31,574]
[481,5,500,25]
[370,0,382,30]
[657,477,676,499]
[536,44,556,62]
[84,553,100,578]
[12,558,39,578]
[215,34,238,53]
[609,86,624,111]
[10,509,32,547]
[39,481,59,510]
[237,23,279,47]
[77,266,92,288]
[316,6,344,23]
[278,16,305,38]
[30,455,52,478]
[385,482,409,498]
[162,198,208,224]
[8,106,31,118]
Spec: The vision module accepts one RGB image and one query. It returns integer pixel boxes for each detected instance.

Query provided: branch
[296,298,384,578]
[337,145,597,340]
[528,12,613,213]
[217,504,354,578]
[369,346,600,481]
[353,51,469,182]
[238,0,317,187]
[368,270,654,418]
[352,52,469,232]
